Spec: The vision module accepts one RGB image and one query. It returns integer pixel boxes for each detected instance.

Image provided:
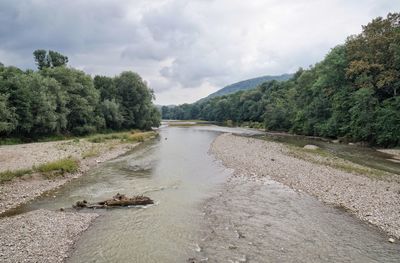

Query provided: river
[9,125,400,262]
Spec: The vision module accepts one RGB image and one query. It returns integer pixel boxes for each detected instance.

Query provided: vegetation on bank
[35,158,79,178]
[162,13,400,147]
[0,50,160,141]
[86,130,157,143]
[285,145,387,179]
[0,129,157,183]
[0,157,79,183]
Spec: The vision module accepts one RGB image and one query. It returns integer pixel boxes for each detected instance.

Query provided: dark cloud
[0,0,399,104]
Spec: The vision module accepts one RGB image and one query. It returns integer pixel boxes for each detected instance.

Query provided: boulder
[303,144,319,150]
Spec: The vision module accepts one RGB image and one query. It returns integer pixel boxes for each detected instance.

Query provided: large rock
[303,144,319,150]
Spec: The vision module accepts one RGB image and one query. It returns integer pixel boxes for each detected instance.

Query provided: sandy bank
[211,134,400,238]
[0,209,98,263]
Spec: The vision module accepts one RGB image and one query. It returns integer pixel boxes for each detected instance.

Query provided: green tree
[41,67,102,135]
[48,50,69,67]
[115,71,158,129]
[33,49,49,70]
[33,50,68,70]
[0,94,16,134]
[94,75,116,101]
[349,88,377,142]
[375,97,400,146]
[100,99,123,129]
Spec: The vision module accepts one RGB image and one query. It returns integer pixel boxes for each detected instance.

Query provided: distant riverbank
[211,133,400,239]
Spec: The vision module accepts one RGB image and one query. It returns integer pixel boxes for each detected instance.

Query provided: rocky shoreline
[210,133,400,239]
[0,209,98,263]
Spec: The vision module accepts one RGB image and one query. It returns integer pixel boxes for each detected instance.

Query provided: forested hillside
[0,50,160,140]
[162,13,400,147]
[201,74,292,100]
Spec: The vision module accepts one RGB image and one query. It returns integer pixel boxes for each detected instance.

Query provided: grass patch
[87,133,128,143]
[168,123,210,127]
[126,131,157,142]
[0,138,25,145]
[0,169,32,183]
[166,119,205,122]
[34,158,79,178]
[87,130,157,143]
[81,147,100,159]
[1,158,79,183]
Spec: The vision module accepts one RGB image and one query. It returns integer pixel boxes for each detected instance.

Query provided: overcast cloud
[0,0,399,104]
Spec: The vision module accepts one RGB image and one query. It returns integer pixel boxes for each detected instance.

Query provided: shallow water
[7,125,400,262]
[200,178,400,262]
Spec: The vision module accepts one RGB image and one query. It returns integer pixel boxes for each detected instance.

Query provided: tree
[41,67,102,135]
[115,71,158,130]
[100,99,123,130]
[375,97,400,146]
[33,50,68,70]
[33,49,48,70]
[48,50,68,67]
[0,94,16,134]
[349,88,377,142]
[94,75,116,101]
[346,13,400,99]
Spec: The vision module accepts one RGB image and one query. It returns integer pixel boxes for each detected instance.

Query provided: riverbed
[1,125,400,262]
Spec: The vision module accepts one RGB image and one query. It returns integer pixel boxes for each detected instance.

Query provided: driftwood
[73,193,154,209]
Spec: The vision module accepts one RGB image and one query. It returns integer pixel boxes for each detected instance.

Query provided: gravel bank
[0,209,98,263]
[0,140,140,214]
[195,176,400,262]
[211,134,400,238]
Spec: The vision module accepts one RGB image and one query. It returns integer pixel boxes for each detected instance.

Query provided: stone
[303,144,319,150]
[228,244,237,249]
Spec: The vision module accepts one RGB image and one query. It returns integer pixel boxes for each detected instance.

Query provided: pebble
[0,209,98,262]
[211,134,400,239]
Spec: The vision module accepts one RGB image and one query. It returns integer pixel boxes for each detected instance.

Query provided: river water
[9,125,400,262]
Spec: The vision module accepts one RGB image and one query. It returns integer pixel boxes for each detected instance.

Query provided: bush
[35,158,79,176]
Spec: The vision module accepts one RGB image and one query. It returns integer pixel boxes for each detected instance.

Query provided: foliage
[0,50,160,140]
[162,13,400,147]
[33,49,68,70]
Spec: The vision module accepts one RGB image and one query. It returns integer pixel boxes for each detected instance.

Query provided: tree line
[162,13,400,147]
[0,50,160,139]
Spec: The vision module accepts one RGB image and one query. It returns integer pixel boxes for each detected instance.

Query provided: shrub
[35,158,79,176]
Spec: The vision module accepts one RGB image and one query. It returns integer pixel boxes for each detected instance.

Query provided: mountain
[202,73,293,101]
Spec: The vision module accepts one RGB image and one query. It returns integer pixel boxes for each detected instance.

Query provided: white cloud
[0,0,399,104]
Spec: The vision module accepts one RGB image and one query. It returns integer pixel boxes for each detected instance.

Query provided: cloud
[0,0,399,104]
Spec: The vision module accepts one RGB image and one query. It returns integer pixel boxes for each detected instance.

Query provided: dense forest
[0,50,160,139]
[162,13,400,147]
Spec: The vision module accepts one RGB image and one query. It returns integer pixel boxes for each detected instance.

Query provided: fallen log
[73,193,154,209]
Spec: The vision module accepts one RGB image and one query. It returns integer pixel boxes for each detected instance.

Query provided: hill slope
[203,73,292,100]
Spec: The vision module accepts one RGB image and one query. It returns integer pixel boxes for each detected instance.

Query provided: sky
[0,0,399,105]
